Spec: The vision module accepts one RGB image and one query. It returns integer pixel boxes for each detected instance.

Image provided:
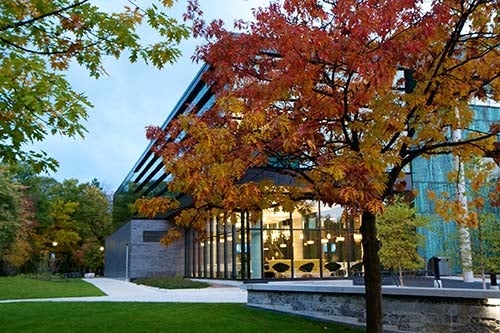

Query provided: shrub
[133,276,210,289]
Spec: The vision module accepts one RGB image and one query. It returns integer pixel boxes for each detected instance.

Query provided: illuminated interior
[187,201,363,280]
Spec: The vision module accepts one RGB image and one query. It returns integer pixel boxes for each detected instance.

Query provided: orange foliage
[432,157,498,227]
[135,196,179,219]
[141,0,499,236]
[143,2,498,330]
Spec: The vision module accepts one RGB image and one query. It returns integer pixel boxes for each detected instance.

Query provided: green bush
[20,273,69,282]
[133,276,210,289]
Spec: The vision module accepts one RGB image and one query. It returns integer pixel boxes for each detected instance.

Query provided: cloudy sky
[32,0,268,194]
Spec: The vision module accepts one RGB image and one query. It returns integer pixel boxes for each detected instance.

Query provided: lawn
[0,275,105,300]
[0,276,363,332]
[0,302,363,333]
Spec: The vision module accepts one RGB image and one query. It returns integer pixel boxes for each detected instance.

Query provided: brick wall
[128,219,185,279]
[105,219,185,279]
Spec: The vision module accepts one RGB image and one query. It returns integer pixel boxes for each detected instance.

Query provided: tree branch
[0,0,89,32]
[0,37,69,55]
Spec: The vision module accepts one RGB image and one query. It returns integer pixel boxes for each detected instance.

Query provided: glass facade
[113,60,500,280]
[412,104,500,265]
[184,203,363,280]
[113,64,214,226]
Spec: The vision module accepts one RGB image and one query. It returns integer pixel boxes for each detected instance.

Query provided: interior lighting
[353,233,362,244]
[283,230,291,240]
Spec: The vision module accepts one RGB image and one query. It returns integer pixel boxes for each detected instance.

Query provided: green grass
[0,276,363,332]
[0,275,105,300]
[133,276,211,289]
[0,302,363,333]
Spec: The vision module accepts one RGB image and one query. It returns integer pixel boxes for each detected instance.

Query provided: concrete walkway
[0,278,247,303]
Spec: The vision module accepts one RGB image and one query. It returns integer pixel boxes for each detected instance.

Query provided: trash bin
[437,257,451,276]
[428,256,451,278]
[428,257,441,279]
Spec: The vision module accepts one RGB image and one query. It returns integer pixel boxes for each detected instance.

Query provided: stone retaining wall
[244,282,500,332]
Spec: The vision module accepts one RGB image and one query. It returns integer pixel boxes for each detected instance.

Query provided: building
[413,103,500,263]
[106,64,499,280]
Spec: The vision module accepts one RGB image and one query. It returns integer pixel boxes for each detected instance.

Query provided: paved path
[1,276,492,304]
[0,278,247,303]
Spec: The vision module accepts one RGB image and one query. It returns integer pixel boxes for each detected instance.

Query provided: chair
[272,262,290,278]
[351,262,364,277]
[264,271,276,278]
[263,262,275,278]
[324,262,342,277]
[299,262,314,278]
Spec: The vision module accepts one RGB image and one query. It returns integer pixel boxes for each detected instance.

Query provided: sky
[32,0,268,194]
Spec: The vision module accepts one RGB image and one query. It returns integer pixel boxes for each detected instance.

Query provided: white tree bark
[452,114,474,283]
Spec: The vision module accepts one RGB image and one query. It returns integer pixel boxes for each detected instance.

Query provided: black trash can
[428,256,451,277]
[428,256,441,279]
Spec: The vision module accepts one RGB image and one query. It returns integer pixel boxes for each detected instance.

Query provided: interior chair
[272,262,291,278]
[264,271,276,278]
[351,262,364,277]
[298,262,315,278]
[324,262,342,277]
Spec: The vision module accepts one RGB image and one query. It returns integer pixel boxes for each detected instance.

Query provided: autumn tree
[434,156,500,287]
[0,167,22,244]
[0,166,24,273]
[377,198,428,286]
[0,0,189,172]
[29,178,112,273]
[56,179,112,273]
[4,164,112,273]
[2,197,38,275]
[138,1,499,331]
[0,165,40,275]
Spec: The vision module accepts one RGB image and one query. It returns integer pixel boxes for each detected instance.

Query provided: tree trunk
[360,211,383,333]
[399,262,404,287]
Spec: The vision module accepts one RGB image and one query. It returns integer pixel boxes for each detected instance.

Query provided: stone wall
[129,219,185,279]
[104,219,185,279]
[244,282,500,333]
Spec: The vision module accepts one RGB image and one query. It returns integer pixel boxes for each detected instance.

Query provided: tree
[0,166,24,273]
[433,156,500,287]
[377,198,428,286]
[0,0,189,172]
[5,164,112,273]
[2,196,37,275]
[0,167,22,235]
[0,165,39,275]
[112,182,140,229]
[31,178,112,272]
[138,1,499,331]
